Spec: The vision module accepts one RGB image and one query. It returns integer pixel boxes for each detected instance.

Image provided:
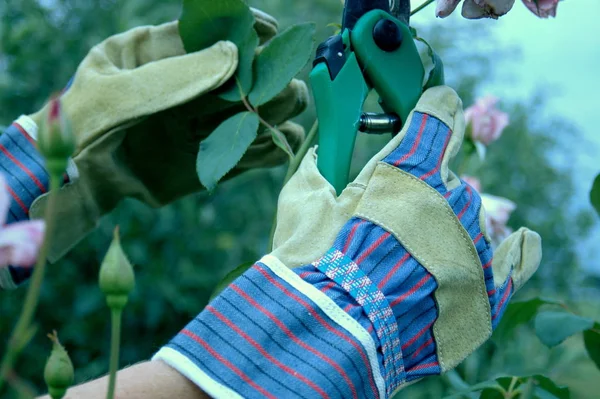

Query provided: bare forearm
[37,360,209,399]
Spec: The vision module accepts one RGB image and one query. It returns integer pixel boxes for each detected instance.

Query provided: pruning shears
[311,0,444,194]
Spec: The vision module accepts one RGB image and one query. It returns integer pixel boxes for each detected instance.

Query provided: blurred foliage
[0,0,598,398]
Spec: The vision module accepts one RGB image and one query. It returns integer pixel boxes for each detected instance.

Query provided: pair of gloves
[14,7,540,398]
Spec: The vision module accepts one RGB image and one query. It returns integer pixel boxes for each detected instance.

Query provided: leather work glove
[26,8,308,262]
[153,86,542,398]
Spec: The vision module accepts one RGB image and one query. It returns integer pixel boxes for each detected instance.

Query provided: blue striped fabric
[0,121,50,287]
[295,219,440,392]
[163,262,381,399]
[381,111,514,326]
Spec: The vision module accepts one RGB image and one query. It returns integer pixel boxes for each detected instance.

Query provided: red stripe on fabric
[419,128,452,181]
[394,114,428,167]
[473,232,483,245]
[230,283,360,399]
[181,329,277,399]
[389,274,431,308]
[378,252,411,290]
[456,185,473,220]
[410,337,434,360]
[0,145,46,192]
[206,306,330,399]
[401,321,435,351]
[356,232,391,265]
[444,191,452,199]
[12,123,36,145]
[321,281,336,294]
[255,266,380,399]
[343,303,355,312]
[488,287,496,296]
[6,185,28,215]
[482,259,492,269]
[343,220,364,254]
[298,271,312,279]
[492,278,513,321]
[409,361,439,372]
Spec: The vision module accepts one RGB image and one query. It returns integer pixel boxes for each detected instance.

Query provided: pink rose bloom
[522,0,559,18]
[461,175,517,245]
[464,96,510,145]
[0,174,45,267]
[481,194,517,243]
[436,0,515,18]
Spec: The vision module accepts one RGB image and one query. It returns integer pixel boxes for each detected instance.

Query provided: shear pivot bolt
[373,19,403,52]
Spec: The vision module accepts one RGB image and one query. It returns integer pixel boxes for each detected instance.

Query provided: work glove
[154,86,542,398]
[25,9,308,262]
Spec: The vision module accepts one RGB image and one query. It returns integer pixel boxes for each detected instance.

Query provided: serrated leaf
[583,327,600,370]
[492,297,563,342]
[197,112,259,191]
[209,261,254,301]
[590,174,600,216]
[179,0,257,100]
[248,23,315,107]
[534,310,594,347]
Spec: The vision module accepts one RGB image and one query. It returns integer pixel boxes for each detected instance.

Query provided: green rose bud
[44,331,74,399]
[99,227,135,310]
[38,96,75,175]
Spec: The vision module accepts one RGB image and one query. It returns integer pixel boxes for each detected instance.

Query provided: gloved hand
[154,86,541,398]
[26,8,308,262]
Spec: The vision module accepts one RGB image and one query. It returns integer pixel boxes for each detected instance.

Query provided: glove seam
[356,162,492,370]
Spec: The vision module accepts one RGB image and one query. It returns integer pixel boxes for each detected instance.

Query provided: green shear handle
[311,0,440,194]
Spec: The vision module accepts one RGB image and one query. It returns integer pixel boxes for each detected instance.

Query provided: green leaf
[268,126,294,160]
[530,374,570,399]
[178,0,257,101]
[583,327,600,370]
[534,310,594,347]
[248,22,316,107]
[197,112,259,191]
[209,261,254,301]
[492,297,563,342]
[590,173,600,216]
[444,380,504,398]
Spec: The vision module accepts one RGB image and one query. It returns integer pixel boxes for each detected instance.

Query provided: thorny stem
[106,309,122,399]
[411,0,436,15]
[0,173,62,393]
[267,120,319,251]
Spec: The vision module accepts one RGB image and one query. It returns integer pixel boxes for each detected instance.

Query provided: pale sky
[412,0,600,273]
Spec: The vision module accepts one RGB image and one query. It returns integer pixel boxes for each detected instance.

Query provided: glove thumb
[491,227,542,292]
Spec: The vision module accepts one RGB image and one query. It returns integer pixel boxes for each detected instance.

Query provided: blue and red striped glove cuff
[0,117,76,288]
[154,257,388,399]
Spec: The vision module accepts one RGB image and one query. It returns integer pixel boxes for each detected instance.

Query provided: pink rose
[0,174,45,267]
[464,96,510,145]
[461,175,517,245]
[522,0,559,18]
[436,0,515,19]
[481,194,517,243]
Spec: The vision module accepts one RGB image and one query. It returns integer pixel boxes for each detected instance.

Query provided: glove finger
[251,8,278,44]
[237,121,305,169]
[353,85,465,192]
[491,227,542,292]
[258,79,309,126]
[67,40,238,152]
